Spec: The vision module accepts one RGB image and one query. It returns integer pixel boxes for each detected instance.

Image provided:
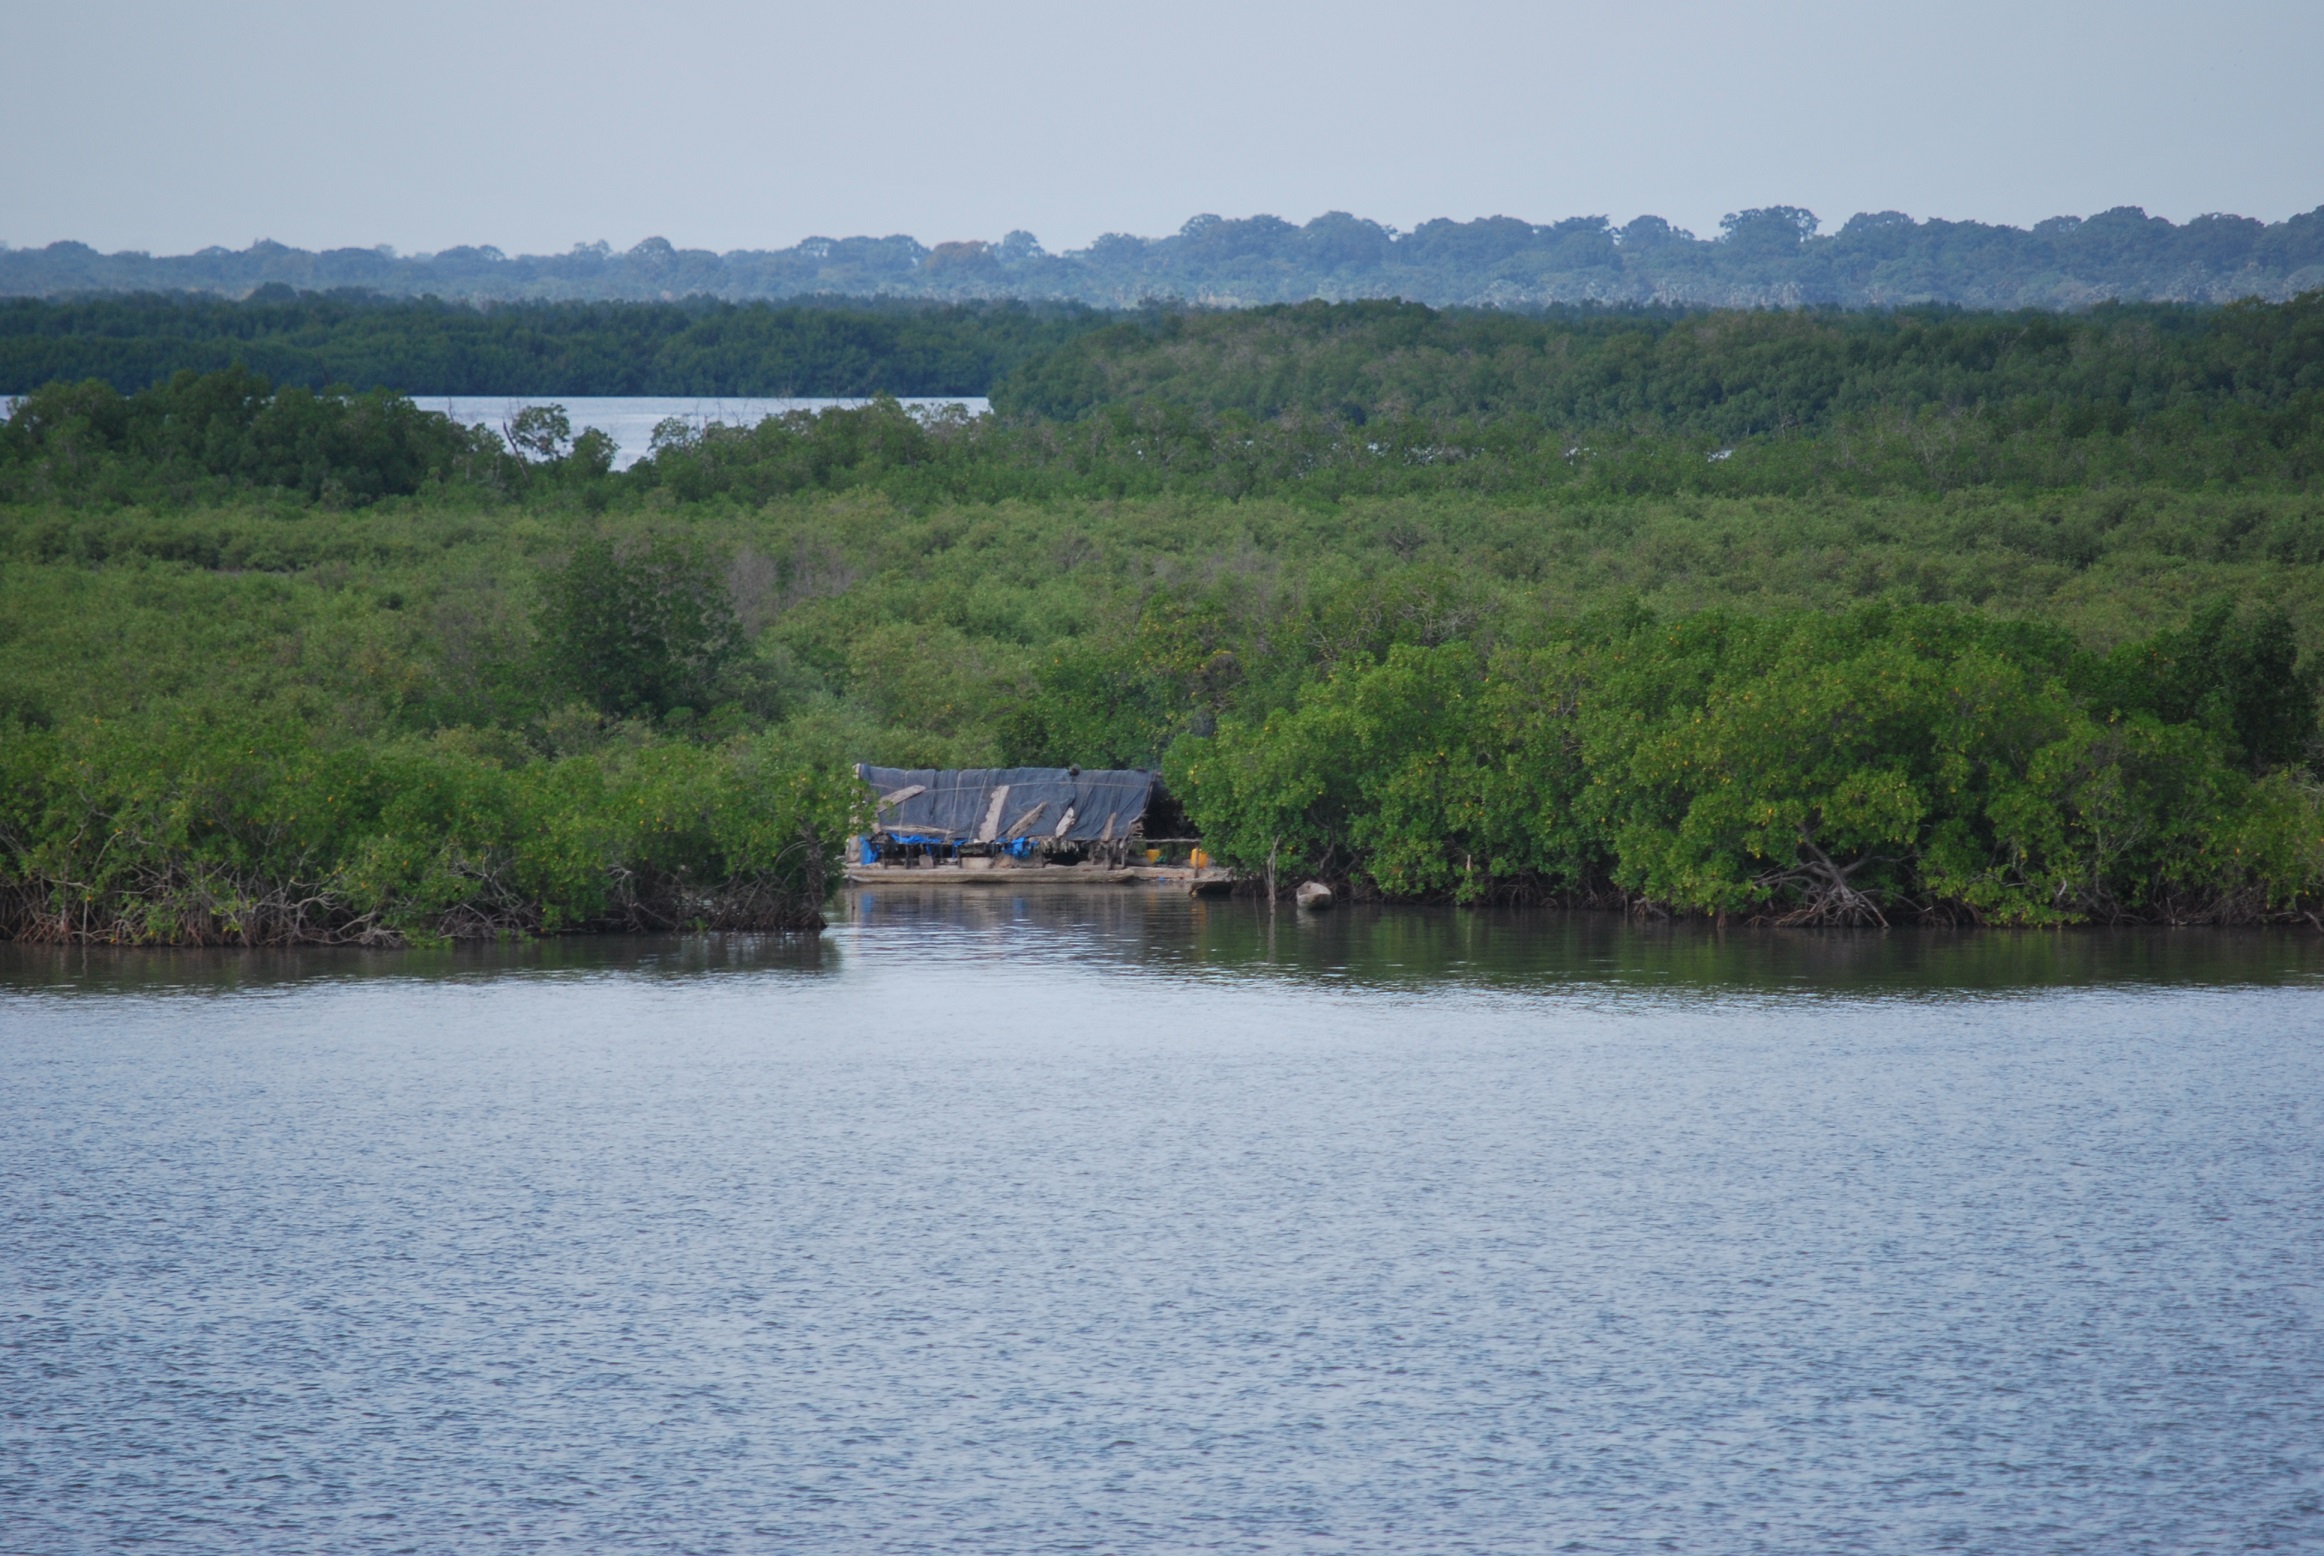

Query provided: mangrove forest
[4,290,2322,940]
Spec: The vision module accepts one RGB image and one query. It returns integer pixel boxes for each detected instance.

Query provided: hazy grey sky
[5,0,2319,255]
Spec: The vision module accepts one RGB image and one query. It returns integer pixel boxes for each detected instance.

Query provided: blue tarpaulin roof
[857,766,1158,845]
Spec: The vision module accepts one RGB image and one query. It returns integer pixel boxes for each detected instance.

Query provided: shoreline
[845,862,1236,893]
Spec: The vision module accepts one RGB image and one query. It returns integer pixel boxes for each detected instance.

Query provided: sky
[4,0,2321,257]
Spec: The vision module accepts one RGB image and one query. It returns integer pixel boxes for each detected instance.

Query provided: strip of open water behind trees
[412,396,990,470]
[4,892,2322,1553]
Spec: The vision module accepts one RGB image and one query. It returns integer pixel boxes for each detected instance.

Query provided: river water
[0,397,991,473]
[412,396,990,470]
[5,890,2322,1553]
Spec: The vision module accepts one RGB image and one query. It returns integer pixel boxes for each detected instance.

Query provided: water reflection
[0,930,829,998]
[845,882,2324,993]
[4,886,2318,998]
[844,884,2324,995]
[5,886,2321,1553]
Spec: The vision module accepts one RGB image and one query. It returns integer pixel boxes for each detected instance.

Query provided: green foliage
[537,534,740,720]
[505,403,574,461]
[0,294,1103,397]
[994,295,2324,433]
[1165,641,1597,901]
[7,204,2323,310]
[6,300,2324,939]
[2078,600,2317,770]
[618,397,2324,505]
[0,367,507,505]
[13,290,2324,512]
[998,596,1245,768]
[1169,606,2324,922]
[0,711,863,944]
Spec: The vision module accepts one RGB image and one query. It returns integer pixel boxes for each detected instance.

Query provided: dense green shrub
[7,300,2324,939]
[0,713,862,944]
[623,395,2324,505]
[1166,605,2324,923]
[0,367,509,505]
[994,295,2324,429]
[12,292,2324,513]
[536,534,741,719]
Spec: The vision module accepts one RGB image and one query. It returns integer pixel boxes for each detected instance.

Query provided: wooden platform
[844,862,1236,892]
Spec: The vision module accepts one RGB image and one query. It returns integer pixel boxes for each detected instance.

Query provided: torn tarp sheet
[857,766,1158,844]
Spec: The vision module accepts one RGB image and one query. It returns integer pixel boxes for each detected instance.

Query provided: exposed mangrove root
[0,865,828,947]
[1755,834,1894,927]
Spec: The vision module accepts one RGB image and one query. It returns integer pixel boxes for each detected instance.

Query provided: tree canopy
[6,204,2322,308]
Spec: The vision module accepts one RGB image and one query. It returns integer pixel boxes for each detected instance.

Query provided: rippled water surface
[5,891,2323,1553]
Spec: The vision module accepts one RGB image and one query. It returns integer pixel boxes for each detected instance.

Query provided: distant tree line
[7,295,2319,505]
[8,291,2322,435]
[10,372,2322,513]
[5,204,2323,310]
[994,296,2324,430]
[0,293,1098,397]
